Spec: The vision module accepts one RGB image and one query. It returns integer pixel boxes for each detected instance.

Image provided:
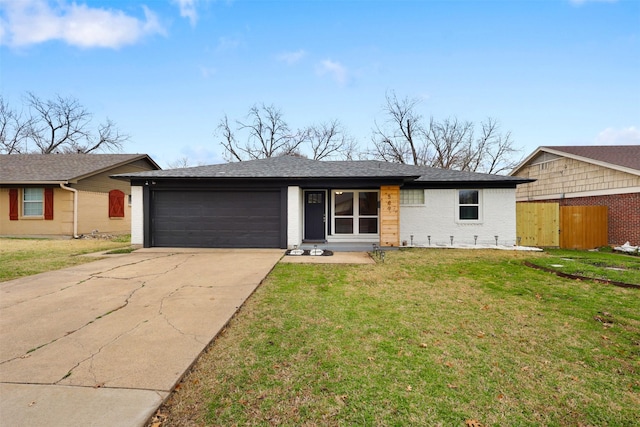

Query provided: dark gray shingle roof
[0,154,159,183]
[115,155,529,184]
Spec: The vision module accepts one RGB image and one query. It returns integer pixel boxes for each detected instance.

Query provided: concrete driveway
[0,248,283,426]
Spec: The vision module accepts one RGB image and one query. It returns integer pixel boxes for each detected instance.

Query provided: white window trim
[330,190,380,237]
[23,188,44,217]
[455,189,483,223]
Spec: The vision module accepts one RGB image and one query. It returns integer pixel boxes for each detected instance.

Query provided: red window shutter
[44,188,54,220]
[109,190,125,218]
[9,189,18,220]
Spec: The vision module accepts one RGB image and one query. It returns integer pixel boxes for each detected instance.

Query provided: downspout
[59,183,79,238]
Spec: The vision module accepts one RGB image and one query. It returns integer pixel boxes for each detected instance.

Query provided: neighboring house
[113,156,532,249]
[510,145,640,246]
[0,154,161,237]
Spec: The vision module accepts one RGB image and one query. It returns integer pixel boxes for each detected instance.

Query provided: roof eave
[113,174,422,181]
[0,180,68,185]
[73,154,161,181]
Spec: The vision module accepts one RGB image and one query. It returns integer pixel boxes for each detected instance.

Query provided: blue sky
[1,0,638,168]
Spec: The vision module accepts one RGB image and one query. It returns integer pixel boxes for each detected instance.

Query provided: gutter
[58,183,79,238]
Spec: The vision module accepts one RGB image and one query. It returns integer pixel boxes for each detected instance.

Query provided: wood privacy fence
[516,203,608,249]
[516,202,560,247]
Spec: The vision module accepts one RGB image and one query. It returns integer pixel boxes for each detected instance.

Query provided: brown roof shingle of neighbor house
[541,145,640,172]
[0,154,161,183]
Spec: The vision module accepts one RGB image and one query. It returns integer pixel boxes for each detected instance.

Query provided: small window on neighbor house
[400,189,424,205]
[458,190,480,221]
[23,188,44,216]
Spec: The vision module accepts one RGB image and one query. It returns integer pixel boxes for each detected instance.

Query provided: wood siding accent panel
[380,185,400,247]
[514,156,640,200]
[516,202,559,247]
[560,205,608,249]
[44,188,54,220]
[9,189,18,220]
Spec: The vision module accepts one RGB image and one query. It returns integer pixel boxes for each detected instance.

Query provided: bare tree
[0,96,31,154]
[217,104,361,161]
[424,117,474,170]
[217,104,308,161]
[1,93,129,154]
[371,91,521,173]
[307,119,356,160]
[464,118,521,174]
[218,114,244,162]
[371,91,425,164]
[25,93,128,154]
[166,156,192,169]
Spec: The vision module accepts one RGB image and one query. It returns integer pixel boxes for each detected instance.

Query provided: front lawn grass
[158,249,640,426]
[0,236,132,282]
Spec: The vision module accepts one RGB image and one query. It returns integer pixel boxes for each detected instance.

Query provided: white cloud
[173,0,199,26]
[277,49,306,65]
[317,59,349,85]
[0,0,165,49]
[594,126,640,145]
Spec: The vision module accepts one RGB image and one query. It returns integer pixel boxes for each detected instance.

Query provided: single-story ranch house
[114,156,533,249]
[1,154,160,237]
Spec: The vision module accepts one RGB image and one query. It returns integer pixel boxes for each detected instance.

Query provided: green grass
[526,248,640,285]
[0,236,132,282]
[105,247,136,254]
[159,249,640,426]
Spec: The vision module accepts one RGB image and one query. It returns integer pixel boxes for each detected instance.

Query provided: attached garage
[116,156,532,250]
[150,189,283,248]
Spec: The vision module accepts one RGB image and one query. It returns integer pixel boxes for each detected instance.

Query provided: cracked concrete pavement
[0,248,283,426]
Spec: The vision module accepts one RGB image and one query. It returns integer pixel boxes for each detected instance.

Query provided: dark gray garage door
[151,190,282,248]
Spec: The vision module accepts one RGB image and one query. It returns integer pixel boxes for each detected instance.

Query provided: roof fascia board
[127,177,410,189]
[509,146,545,176]
[1,180,68,185]
[72,155,159,182]
[403,182,525,189]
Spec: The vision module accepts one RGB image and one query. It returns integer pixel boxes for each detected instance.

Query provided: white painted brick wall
[131,186,143,245]
[400,188,516,246]
[287,186,301,248]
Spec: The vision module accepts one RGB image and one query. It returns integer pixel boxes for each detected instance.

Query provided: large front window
[23,188,43,216]
[333,191,378,234]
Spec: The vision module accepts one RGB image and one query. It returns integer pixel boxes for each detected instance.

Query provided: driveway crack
[55,317,151,385]
[0,281,147,366]
[157,284,209,345]
[1,253,180,310]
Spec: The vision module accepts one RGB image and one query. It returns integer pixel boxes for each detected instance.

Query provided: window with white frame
[400,189,424,205]
[333,190,379,234]
[23,188,44,216]
[457,189,480,221]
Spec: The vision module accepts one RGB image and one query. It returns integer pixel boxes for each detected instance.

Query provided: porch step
[298,242,398,252]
